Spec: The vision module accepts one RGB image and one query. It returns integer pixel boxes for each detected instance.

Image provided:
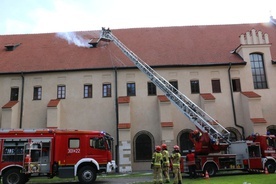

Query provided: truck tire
[203,163,217,177]
[78,165,97,184]
[265,160,276,173]
[2,168,25,184]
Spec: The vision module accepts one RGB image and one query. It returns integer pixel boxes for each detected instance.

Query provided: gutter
[228,63,245,140]
[114,67,119,173]
[20,72,25,128]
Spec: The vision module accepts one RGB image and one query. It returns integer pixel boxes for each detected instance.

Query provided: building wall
[1,29,276,171]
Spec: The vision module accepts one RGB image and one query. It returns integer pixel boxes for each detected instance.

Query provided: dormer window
[4,43,21,51]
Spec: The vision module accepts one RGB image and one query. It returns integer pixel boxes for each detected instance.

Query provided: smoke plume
[56,32,90,47]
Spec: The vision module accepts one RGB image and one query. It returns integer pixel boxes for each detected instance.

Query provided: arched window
[250,53,268,89]
[178,129,194,155]
[225,127,242,141]
[267,125,276,136]
[134,131,154,161]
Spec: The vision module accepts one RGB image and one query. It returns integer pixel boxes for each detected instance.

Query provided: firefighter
[161,144,170,183]
[170,145,182,184]
[192,129,202,142]
[186,149,197,179]
[151,145,163,184]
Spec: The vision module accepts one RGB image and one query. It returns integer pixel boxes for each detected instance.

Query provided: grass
[136,173,276,184]
[27,172,276,184]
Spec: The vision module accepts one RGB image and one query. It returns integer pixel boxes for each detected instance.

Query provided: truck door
[65,137,82,165]
[87,137,109,163]
[248,144,262,169]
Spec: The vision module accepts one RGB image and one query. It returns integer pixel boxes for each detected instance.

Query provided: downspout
[20,72,25,128]
[228,63,245,139]
[114,67,119,172]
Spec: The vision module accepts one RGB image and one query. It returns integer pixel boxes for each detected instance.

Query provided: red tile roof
[2,101,18,108]
[200,93,216,100]
[241,91,261,98]
[1,23,275,74]
[118,123,131,129]
[161,122,174,127]
[47,99,60,107]
[251,118,267,124]
[157,95,169,102]
[118,96,130,104]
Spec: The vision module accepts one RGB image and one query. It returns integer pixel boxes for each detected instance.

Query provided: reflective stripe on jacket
[171,152,181,167]
[162,150,170,165]
[152,152,163,166]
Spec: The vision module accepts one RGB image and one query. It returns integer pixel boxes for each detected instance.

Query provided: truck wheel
[204,163,217,177]
[2,168,25,184]
[265,160,276,173]
[78,165,97,184]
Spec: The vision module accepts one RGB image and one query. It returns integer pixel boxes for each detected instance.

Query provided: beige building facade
[0,20,276,171]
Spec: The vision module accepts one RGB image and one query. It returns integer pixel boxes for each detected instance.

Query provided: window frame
[147,82,157,96]
[103,83,111,97]
[68,138,80,148]
[57,85,66,99]
[190,80,200,94]
[211,79,221,93]
[84,84,93,98]
[127,82,136,96]
[250,53,268,89]
[232,79,241,92]
[10,87,19,101]
[169,80,178,90]
[33,86,42,100]
[134,131,153,162]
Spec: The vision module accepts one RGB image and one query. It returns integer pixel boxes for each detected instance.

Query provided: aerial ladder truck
[95,28,276,176]
[98,28,231,151]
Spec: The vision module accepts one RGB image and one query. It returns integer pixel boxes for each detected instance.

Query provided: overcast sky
[0,0,275,35]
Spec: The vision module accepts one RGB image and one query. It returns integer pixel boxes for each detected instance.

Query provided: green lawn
[27,172,276,184]
[139,173,276,184]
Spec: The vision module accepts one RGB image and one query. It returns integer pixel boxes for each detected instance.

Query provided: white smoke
[56,32,91,48]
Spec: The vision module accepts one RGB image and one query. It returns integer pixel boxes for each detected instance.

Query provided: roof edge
[0,62,247,75]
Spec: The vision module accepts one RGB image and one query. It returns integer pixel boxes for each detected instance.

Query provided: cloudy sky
[0,0,275,35]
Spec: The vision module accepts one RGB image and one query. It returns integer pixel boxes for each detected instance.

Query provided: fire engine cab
[0,129,116,184]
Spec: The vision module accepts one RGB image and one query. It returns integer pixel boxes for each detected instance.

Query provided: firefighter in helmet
[192,129,202,142]
[186,149,197,179]
[171,145,182,184]
[151,145,163,184]
[161,143,170,183]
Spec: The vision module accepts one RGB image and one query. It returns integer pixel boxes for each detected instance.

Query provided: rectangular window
[57,85,66,99]
[170,81,178,90]
[212,79,221,93]
[147,82,156,96]
[69,138,80,148]
[190,80,200,94]
[103,83,111,97]
[84,84,92,98]
[232,79,241,92]
[127,82,136,96]
[90,137,106,150]
[33,86,42,100]
[250,54,268,89]
[10,87,19,101]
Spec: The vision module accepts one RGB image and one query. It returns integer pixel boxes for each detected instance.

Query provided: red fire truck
[0,129,116,184]
[184,131,276,176]
[97,28,276,177]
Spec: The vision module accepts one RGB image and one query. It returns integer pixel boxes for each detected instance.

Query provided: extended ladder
[100,28,230,144]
